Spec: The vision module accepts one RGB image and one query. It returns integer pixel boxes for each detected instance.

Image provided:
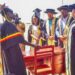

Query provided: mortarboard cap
[57,5,69,11]
[69,4,75,11]
[33,8,41,13]
[45,9,57,14]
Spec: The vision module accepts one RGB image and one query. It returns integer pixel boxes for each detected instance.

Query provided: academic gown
[70,25,75,75]
[67,20,75,75]
[28,19,47,46]
[46,18,58,46]
[1,21,27,75]
[40,19,47,46]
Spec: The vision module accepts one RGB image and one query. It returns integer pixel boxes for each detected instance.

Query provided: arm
[23,40,38,47]
[55,20,60,38]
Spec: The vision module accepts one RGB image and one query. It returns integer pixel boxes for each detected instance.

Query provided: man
[66,4,75,75]
[45,9,58,46]
[56,5,70,48]
[0,5,38,75]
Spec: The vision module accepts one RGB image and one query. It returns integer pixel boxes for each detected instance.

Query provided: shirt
[56,16,69,37]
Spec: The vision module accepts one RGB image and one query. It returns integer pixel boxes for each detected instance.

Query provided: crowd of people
[28,4,75,49]
[0,3,75,75]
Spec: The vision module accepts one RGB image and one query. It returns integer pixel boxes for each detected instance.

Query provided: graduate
[28,15,42,55]
[45,9,58,46]
[33,8,47,46]
[56,5,70,48]
[0,5,39,75]
[66,4,75,75]
[11,13,26,55]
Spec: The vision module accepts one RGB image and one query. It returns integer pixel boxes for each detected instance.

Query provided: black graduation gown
[71,26,75,75]
[69,17,74,26]
[28,25,32,43]
[28,21,47,46]
[1,21,27,75]
[40,19,47,46]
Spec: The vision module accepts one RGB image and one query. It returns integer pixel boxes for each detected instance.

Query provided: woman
[28,15,41,44]
[28,15,42,55]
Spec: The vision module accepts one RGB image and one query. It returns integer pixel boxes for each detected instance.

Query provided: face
[60,9,68,17]
[32,16,39,25]
[47,12,53,19]
[35,12,40,18]
[72,9,75,18]
[6,12,14,19]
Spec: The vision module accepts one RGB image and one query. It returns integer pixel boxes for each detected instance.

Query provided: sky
[0,0,75,23]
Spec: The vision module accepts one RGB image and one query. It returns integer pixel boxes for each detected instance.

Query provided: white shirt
[56,16,68,37]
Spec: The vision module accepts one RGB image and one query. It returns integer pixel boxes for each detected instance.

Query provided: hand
[31,34,39,40]
[59,36,63,41]
[63,35,67,40]
[49,36,54,40]
[22,51,25,56]
[59,35,66,42]
[35,45,41,51]
[40,37,46,41]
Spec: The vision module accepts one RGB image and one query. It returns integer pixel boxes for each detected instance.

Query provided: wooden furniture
[24,46,54,75]
[23,46,66,75]
[54,47,65,74]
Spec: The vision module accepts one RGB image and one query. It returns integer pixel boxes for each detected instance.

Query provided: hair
[17,22,25,32]
[31,15,40,25]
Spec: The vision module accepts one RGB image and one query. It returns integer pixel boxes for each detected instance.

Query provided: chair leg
[28,71,30,75]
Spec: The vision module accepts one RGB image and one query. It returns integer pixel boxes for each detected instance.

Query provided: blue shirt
[49,19,52,28]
